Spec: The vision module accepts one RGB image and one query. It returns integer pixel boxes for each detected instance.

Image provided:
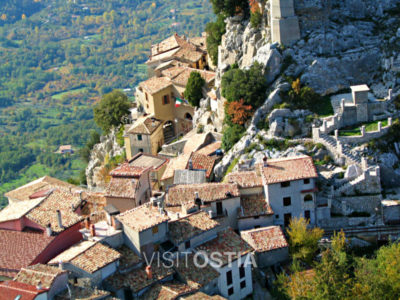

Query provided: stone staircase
[163,126,175,144]
[334,173,365,196]
[318,133,362,166]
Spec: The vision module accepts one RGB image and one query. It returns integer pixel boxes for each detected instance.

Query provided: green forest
[0,0,214,206]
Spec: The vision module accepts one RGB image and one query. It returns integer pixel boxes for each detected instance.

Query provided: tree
[225,99,253,125]
[287,217,324,265]
[184,72,205,107]
[206,15,226,66]
[210,0,250,18]
[221,62,267,108]
[93,90,130,133]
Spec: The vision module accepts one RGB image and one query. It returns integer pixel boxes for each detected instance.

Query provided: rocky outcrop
[85,128,124,190]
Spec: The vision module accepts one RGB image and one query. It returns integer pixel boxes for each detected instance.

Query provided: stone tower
[270,0,300,45]
[351,85,369,123]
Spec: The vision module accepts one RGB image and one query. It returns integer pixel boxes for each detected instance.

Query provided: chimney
[263,156,268,167]
[188,159,193,170]
[194,192,201,209]
[90,224,96,237]
[56,210,63,229]
[111,216,117,229]
[36,281,42,291]
[45,224,52,237]
[145,265,153,279]
[208,210,213,219]
[84,217,91,230]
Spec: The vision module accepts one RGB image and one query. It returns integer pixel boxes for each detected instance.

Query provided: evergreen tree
[184,71,205,107]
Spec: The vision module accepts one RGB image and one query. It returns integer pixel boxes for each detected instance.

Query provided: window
[216,202,223,216]
[281,181,290,188]
[185,240,191,249]
[275,214,279,219]
[240,280,246,289]
[253,216,259,220]
[152,226,158,235]
[137,134,142,141]
[254,225,261,229]
[154,244,160,252]
[162,95,170,105]
[304,178,310,184]
[228,287,234,296]
[145,93,148,101]
[226,270,232,286]
[239,265,245,278]
[304,194,313,202]
[305,210,311,220]
[283,197,291,206]
[139,148,144,152]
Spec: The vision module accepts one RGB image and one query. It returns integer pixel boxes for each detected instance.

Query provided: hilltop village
[2,0,400,299]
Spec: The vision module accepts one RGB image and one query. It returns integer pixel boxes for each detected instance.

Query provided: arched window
[184,113,192,120]
[304,194,313,202]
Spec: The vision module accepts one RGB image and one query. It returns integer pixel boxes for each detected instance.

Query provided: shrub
[225,99,253,125]
[210,0,250,18]
[222,124,245,151]
[250,10,262,28]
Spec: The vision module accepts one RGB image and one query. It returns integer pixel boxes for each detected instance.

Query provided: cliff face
[85,128,124,190]
[213,0,400,178]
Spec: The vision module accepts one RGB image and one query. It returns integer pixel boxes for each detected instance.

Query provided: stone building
[271,0,300,45]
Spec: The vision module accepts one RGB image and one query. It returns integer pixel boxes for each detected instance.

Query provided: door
[216,201,223,216]
[284,213,292,227]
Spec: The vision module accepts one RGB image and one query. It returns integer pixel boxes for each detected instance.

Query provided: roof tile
[226,171,263,188]
[14,264,67,289]
[241,226,288,253]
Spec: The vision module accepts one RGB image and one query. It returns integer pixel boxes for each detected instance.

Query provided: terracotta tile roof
[226,171,263,188]
[259,155,318,184]
[117,245,142,272]
[196,228,253,267]
[14,264,67,289]
[150,34,181,56]
[140,281,197,300]
[189,35,206,50]
[0,197,45,223]
[117,203,170,232]
[127,116,163,135]
[161,153,192,181]
[0,281,48,300]
[49,241,96,264]
[240,226,288,253]
[129,153,169,171]
[139,76,172,95]
[182,133,209,154]
[168,211,220,245]
[105,177,138,199]
[105,261,174,293]
[110,162,149,178]
[26,189,83,233]
[238,194,273,218]
[182,292,227,300]
[190,153,217,178]
[173,47,203,63]
[171,68,215,87]
[166,183,240,207]
[4,176,79,202]
[195,141,222,156]
[69,242,121,274]
[0,231,55,278]
[161,66,186,79]
[55,285,110,300]
[174,254,219,289]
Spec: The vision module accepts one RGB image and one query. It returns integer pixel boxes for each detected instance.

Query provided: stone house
[116,203,170,258]
[236,194,274,231]
[48,241,121,286]
[146,33,208,76]
[259,155,318,227]
[126,152,169,190]
[240,226,289,268]
[167,211,221,252]
[105,163,152,212]
[174,254,220,296]
[13,264,69,300]
[195,228,253,300]
[161,152,218,189]
[124,116,164,158]
[105,261,174,299]
[166,183,241,229]
[140,281,198,300]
